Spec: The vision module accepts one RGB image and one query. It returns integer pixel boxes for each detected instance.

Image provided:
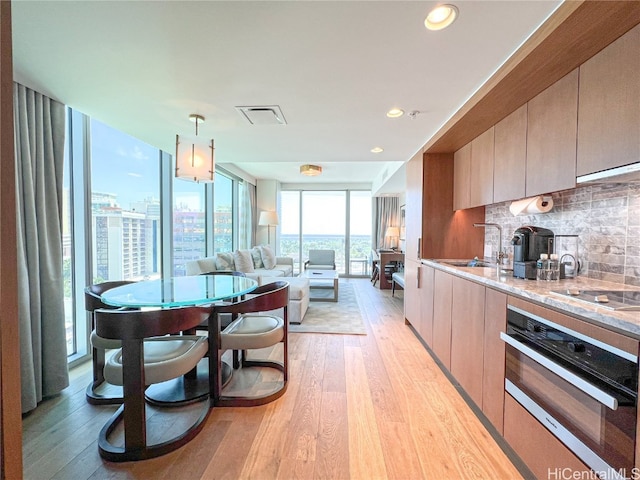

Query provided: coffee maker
[511,226,554,279]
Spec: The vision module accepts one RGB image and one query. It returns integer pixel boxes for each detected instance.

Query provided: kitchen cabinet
[493,104,527,203]
[577,24,640,176]
[403,259,421,330]
[482,287,506,434]
[453,143,471,211]
[431,269,453,370]
[469,127,495,208]
[504,394,589,479]
[450,275,485,407]
[526,68,578,196]
[454,129,494,210]
[418,264,435,346]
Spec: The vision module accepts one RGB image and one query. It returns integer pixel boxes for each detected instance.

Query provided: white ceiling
[11,0,561,194]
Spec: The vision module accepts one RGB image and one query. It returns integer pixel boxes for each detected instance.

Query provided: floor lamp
[258,211,279,245]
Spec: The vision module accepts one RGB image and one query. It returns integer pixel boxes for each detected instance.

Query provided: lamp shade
[175,114,215,183]
[258,211,279,226]
[385,227,400,238]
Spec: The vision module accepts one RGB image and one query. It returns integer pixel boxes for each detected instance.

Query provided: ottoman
[259,276,310,324]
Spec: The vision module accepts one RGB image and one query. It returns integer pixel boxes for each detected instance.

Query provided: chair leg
[392,281,396,297]
[86,347,123,405]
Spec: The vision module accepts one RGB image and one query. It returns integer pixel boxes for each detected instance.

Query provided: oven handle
[500,332,619,410]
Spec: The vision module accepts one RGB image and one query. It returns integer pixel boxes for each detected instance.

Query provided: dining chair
[209,280,289,407]
[197,270,247,369]
[84,281,137,405]
[94,305,211,462]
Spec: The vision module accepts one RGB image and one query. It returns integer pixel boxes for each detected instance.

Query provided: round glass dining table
[99,274,258,405]
[101,274,257,308]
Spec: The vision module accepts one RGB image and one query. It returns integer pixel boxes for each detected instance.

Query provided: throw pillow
[215,252,235,271]
[251,246,264,269]
[260,244,277,269]
[233,249,255,273]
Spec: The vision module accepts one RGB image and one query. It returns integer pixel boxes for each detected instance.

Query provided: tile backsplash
[483,182,640,287]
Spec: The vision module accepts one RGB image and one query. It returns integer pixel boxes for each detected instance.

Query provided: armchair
[304,249,336,270]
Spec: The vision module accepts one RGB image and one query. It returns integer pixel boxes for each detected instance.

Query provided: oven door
[501,332,636,478]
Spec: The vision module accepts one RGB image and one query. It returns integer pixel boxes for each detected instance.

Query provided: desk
[377,250,404,290]
[99,275,258,404]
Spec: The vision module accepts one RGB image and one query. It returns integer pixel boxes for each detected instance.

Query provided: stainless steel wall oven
[501,305,638,478]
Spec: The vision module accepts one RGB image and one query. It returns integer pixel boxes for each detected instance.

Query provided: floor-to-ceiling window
[173,181,206,276]
[349,191,372,275]
[89,119,161,283]
[279,189,371,276]
[213,172,233,253]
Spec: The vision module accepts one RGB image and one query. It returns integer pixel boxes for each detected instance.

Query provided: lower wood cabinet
[450,275,485,407]
[418,264,435,346]
[504,394,590,479]
[431,269,453,370]
[482,288,506,434]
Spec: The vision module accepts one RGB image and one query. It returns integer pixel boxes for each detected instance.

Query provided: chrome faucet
[473,223,505,265]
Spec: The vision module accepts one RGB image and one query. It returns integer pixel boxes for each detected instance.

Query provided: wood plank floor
[22,279,524,479]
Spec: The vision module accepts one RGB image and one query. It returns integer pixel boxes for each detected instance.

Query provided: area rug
[289,282,366,335]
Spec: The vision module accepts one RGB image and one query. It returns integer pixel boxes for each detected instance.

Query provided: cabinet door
[450,276,485,407]
[403,259,421,330]
[470,127,494,207]
[504,395,589,479]
[453,142,471,211]
[405,151,423,262]
[432,269,453,370]
[419,264,435,347]
[493,104,527,203]
[577,24,640,176]
[482,288,506,434]
[526,69,578,196]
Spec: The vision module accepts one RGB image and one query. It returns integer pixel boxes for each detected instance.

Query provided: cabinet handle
[417,237,421,260]
[417,265,421,289]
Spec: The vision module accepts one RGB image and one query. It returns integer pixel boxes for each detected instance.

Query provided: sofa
[184,245,294,283]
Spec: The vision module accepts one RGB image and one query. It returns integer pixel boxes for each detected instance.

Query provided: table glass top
[99,275,257,308]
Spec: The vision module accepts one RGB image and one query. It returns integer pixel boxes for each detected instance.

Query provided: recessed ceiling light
[386,108,404,118]
[425,4,458,31]
[371,147,384,153]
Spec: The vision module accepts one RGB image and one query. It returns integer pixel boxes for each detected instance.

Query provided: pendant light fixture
[175,114,215,183]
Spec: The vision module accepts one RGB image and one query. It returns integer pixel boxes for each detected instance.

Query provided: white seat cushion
[104,336,208,386]
[221,314,284,350]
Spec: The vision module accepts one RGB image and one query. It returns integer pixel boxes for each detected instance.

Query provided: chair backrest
[308,249,335,265]
[95,305,212,341]
[211,281,289,317]
[85,280,137,312]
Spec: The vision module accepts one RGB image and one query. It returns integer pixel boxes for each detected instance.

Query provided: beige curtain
[373,196,399,250]
[14,83,68,412]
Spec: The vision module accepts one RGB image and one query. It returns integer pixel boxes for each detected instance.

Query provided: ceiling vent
[235,105,287,125]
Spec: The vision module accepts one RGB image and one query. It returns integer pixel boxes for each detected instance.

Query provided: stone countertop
[421,259,640,339]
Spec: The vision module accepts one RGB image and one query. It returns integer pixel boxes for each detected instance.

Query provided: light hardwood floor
[22,279,525,480]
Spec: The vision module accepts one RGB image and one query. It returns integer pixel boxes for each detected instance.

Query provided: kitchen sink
[437,259,495,268]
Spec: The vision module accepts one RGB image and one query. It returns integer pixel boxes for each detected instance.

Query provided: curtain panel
[373,196,399,250]
[14,83,68,412]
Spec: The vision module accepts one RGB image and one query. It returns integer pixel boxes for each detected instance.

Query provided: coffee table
[300,269,339,302]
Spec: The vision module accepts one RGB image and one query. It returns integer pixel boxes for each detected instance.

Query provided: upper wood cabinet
[493,104,527,203]
[577,24,640,176]
[453,143,471,211]
[526,69,578,196]
[454,129,494,210]
[470,127,495,207]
